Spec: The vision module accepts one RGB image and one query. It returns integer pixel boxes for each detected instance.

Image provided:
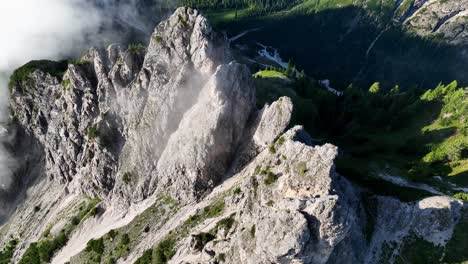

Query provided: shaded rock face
[0,126,45,224]
[2,6,467,264]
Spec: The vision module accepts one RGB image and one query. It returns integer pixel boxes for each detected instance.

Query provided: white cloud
[0,0,102,72]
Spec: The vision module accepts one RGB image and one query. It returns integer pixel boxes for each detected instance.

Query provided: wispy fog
[0,0,103,73]
[0,74,15,190]
[0,0,105,190]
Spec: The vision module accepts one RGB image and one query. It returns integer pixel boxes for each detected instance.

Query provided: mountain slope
[190,0,468,90]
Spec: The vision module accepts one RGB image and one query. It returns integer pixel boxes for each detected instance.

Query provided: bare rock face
[168,128,364,264]
[396,0,468,44]
[167,129,467,264]
[9,7,235,202]
[114,7,233,202]
[10,61,118,198]
[253,97,293,149]
[156,62,255,200]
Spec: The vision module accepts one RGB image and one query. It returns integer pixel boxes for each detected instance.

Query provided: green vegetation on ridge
[71,195,178,264]
[134,197,226,264]
[254,64,468,198]
[9,60,68,92]
[0,239,18,264]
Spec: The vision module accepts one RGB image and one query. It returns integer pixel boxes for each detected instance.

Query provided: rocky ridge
[395,0,468,44]
[0,6,466,264]
[335,0,468,44]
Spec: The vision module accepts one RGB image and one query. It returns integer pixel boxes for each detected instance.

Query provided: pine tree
[369,82,381,94]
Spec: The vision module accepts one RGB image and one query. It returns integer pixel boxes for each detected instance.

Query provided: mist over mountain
[0,0,174,75]
[0,0,173,204]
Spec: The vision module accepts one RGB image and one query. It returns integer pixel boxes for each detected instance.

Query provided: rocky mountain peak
[8,7,238,202]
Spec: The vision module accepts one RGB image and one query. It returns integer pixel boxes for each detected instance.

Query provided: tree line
[180,0,301,12]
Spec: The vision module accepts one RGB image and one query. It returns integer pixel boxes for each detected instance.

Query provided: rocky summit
[0,7,467,264]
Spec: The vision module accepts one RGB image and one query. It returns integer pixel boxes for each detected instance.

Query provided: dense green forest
[181,0,468,91]
[181,0,300,12]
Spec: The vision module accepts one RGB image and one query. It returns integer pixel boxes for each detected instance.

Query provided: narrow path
[375,172,444,195]
[229,28,260,42]
[366,27,390,57]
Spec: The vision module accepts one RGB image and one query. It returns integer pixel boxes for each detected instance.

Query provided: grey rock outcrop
[155,62,255,200]
[395,0,468,44]
[364,196,466,263]
[253,97,293,148]
[164,127,467,264]
[114,7,233,201]
[10,61,118,198]
[169,132,363,264]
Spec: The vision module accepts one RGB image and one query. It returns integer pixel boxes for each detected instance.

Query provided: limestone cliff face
[9,7,235,202]
[395,0,468,44]
[1,6,466,264]
[169,128,362,264]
